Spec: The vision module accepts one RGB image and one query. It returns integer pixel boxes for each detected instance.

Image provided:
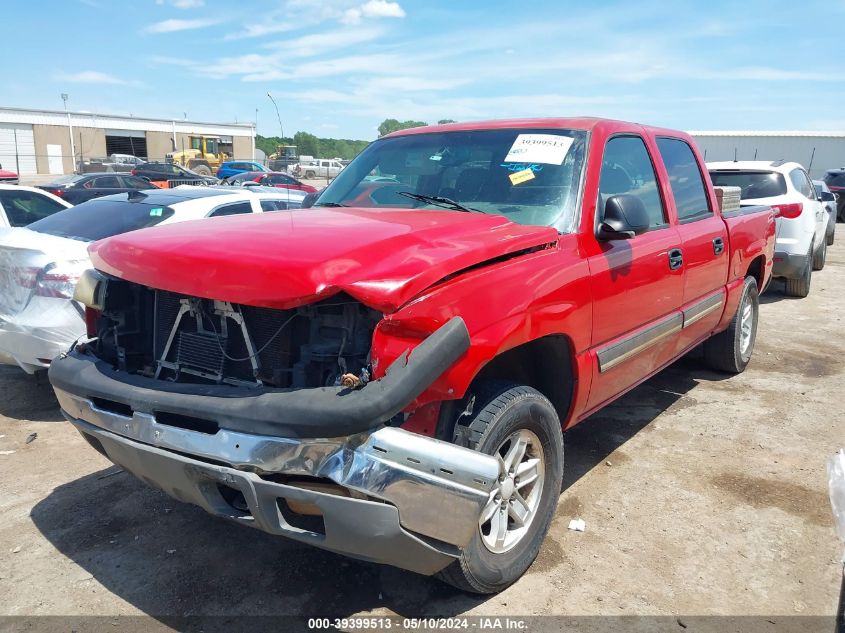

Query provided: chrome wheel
[479,429,545,554]
[739,294,754,357]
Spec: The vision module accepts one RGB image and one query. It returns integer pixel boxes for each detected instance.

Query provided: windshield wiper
[397,192,481,213]
[313,201,347,207]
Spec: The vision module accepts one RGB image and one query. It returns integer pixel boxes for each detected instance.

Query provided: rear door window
[656,138,712,222]
[121,176,152,188]
[27,200,176,241]
[209,201,253,217]
[788,168,815,200]
[92,176,121,188]
[260,199,289,211]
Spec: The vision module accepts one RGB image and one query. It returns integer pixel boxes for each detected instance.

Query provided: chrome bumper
[56,388,499,568]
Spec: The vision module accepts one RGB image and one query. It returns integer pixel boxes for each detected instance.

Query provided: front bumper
[772,249,808,280]
[51,320,499,573]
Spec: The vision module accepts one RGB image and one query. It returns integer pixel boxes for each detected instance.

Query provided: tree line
[255,119,458,161]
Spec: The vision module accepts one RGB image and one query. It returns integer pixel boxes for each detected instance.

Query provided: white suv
[708,161,827,297]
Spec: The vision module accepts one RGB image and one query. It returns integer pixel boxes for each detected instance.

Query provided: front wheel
[703,275,759,374]
[305,170,316,179]
[437,382,563,594]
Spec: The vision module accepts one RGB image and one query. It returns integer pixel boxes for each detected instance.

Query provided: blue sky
[4,0,845,140]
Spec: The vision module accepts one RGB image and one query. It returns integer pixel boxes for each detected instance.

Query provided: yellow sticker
[509,168,536,186]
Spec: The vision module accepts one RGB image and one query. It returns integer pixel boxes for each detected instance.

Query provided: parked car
[79,154,146,173]
[813,180,836,246]
[216,161,269,179]
[0,184,72,228]
[38,173,157,204]
[0,187,306,374]
[131,162,219,185]
[51,117,776,593]
[293,158,344,179]
[223,171,318,193]
[822,168,845,222]
[0,164,19,184]
[709,161,827,297]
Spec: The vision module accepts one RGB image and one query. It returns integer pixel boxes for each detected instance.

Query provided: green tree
[377,118,427,137]
[293,131,321,157]
[437,119,457,124]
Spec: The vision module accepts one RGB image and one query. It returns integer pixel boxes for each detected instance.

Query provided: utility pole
[267,92,284,140]
[61,93,75,173]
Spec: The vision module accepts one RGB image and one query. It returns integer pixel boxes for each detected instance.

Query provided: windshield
[316,128,587,230]
[709,170,787,199]
[27,199,176,241]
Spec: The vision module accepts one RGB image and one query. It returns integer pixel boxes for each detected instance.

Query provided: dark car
[131,162,219,185]
[38,173,157,204]
[822,168,845,222]
[222,171,318,193]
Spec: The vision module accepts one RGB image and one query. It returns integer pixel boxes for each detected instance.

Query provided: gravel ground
[0,239,842,622]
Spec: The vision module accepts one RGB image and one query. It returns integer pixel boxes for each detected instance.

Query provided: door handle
[668,248,684,270]
[712,237,725,256]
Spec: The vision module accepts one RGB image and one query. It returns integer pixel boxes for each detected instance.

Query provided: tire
[812,237,826,271]
[193,164,212,177]
[436,382,563,594]
[826,223,835,246]
[703,276,759,374]
[305,170,316,179]
[784,247,812,298]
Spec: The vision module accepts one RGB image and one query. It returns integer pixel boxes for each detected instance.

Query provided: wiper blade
[397,192,481,213]
[314,201,347,207]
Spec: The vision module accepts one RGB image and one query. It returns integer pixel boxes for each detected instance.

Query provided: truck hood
[88,207,558,313]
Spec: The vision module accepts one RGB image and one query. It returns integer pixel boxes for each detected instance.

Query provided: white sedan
[0,186,306,373]
[0,184,72,228]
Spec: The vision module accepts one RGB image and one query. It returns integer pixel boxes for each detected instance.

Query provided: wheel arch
[744,254,766,289]
[463,334,576,427]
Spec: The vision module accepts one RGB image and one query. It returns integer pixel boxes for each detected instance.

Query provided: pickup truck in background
[293,158,344,179]
[50,118,775,593]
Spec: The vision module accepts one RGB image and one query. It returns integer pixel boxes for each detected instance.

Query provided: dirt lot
[0,240,842,622]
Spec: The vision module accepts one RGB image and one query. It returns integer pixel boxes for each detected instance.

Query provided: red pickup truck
[50,118,775,593]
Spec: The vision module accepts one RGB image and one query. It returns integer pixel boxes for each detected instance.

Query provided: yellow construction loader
[166,136,228,176]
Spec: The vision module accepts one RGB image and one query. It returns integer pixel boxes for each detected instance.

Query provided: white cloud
[144,17,220,33]
[52,70,142,87]
[224,22,297,40]
[341,0,404,24]
[156,0,205,7]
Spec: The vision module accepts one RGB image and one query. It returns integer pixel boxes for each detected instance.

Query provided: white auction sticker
[504,134,574,165]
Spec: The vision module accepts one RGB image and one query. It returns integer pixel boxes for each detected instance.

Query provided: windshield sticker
[501,162,544,173]
[504,134,574,165]
[509,168,536,186]
[149,207,163,217]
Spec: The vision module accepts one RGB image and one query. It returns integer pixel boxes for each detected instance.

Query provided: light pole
[267,92,284,140]
[61,93,75,173]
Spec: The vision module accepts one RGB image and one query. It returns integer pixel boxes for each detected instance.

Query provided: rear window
[824,172,845,187]
[708,170,787,199]
[27,199,175,241]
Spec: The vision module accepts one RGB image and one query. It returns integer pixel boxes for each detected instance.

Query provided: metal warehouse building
[689,131,845,179]
[0,106,255,176]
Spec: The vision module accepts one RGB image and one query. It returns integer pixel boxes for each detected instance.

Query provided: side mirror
[598,194,650,240]
[301,191,319,208]
[821,191,835,202]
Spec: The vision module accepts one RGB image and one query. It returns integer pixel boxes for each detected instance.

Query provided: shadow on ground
[0,366,63,422]
[29,356,726,619]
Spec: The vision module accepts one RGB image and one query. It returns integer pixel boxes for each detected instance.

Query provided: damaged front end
[50,272,498,574]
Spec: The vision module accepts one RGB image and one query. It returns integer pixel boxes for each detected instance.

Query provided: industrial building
[689,131,845,179]
[0,106,255,176]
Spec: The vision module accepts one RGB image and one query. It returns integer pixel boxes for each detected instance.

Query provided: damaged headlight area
[88,276,383,389]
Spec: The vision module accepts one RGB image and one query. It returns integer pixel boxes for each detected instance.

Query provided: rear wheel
[826,221,835,246]
[192,164,212,177]
[703,276,759,374]
[436,382,563,594]
[812,238,826,271]
[784,247,812,298]
[305,170,316,179]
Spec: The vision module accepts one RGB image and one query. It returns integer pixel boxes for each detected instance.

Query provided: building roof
[689,130,845,138]
[0,106,254,137]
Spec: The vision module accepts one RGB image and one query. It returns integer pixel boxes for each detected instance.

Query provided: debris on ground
[0,450,15,456]
[166,549,176,554]
[568,518,586,532]
[25,433,37,444]
[11,546,21,553]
